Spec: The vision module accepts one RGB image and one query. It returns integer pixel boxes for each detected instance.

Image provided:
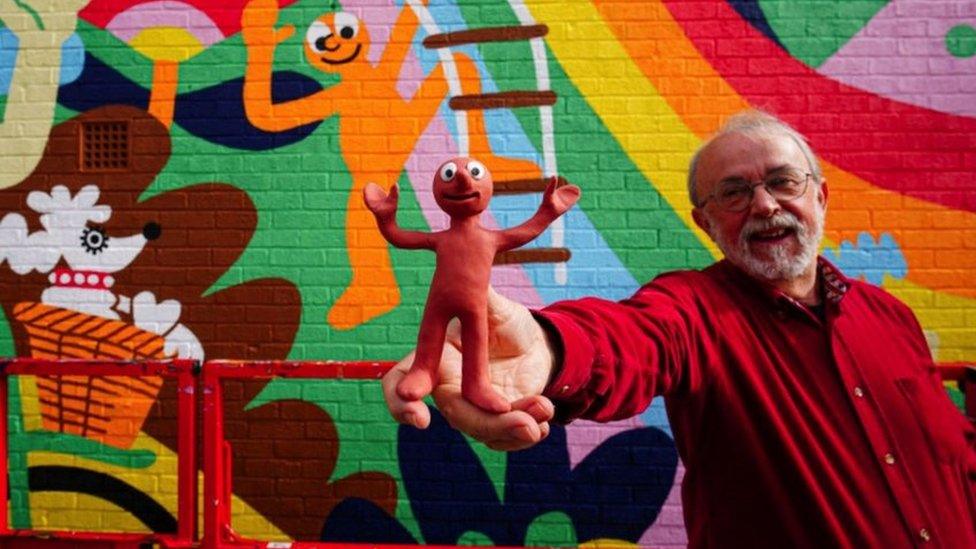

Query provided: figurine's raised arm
[496,177,580,252]
[364,183,434,250]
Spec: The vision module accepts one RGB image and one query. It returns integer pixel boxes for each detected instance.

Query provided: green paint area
[946,24,976,58]
[758,0,890,67]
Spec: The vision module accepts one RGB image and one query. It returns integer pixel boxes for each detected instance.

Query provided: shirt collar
[712,256,851,308]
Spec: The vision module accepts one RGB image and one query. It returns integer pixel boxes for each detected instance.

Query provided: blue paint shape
[365,408,679,546]
[173,72,322,150]
[57,52,322,150]
[0,31,84,96]
[57,52,149,111]
[727,0,785,48]
[821,232,907,285]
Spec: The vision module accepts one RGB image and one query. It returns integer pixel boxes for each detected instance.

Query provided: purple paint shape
[819,0,976,117]
[346,0,543,307]
[105,1,224,45]
[565,416,645,469]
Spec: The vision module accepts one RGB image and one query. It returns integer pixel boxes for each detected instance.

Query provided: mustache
[740,212,804,241]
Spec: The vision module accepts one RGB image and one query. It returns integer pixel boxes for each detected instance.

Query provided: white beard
[710,207,823,282]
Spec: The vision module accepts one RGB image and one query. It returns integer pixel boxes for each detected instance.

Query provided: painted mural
[0,0,973,546]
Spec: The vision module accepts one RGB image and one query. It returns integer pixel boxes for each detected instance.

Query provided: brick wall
[0,0,973,546]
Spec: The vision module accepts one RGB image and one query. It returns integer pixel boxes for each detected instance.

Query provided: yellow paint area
[580,540,639,548]
[524,0,720,260]
[129,27,204,62]
[26,431,287,540]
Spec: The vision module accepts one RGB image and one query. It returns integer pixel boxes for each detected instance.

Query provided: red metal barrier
[0,358,971,548]
[0,358,200,548]
[201,360,395,549]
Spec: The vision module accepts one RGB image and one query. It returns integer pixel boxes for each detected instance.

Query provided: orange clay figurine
[364,157,580,413]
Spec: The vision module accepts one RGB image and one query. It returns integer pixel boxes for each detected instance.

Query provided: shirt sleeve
[534,274,707,423]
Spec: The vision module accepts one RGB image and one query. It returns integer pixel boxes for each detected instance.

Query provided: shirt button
[853,386,864,398]
[883,453,896,465]
[559,385,570,394]
[919,528,931,542]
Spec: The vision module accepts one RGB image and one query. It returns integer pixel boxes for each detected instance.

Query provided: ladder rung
[423,24,549,49]
[494,248,571,265]
[449,91,557,111]
[494,176,568,195]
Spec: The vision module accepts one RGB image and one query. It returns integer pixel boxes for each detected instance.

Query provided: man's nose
[748,184,780,217]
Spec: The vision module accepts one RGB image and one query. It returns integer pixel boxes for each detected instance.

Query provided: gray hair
[687,110,822,207]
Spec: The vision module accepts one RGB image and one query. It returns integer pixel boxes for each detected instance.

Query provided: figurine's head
[433,157,493,217]
[304,12,369,73]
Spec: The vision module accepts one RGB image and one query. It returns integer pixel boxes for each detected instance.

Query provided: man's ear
[818,178,829,210]
[692,207,710,235]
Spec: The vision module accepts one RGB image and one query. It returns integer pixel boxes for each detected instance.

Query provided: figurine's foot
[397,369,436,402]
[463,384,511,414]
[327,282,400,330]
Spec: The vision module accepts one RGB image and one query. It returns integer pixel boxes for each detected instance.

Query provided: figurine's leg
[397,307,449,402]
[459,309,511,413]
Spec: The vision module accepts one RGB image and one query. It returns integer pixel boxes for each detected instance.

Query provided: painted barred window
[80,120,129,171]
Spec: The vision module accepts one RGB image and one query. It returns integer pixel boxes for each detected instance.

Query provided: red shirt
[538,258,976,548]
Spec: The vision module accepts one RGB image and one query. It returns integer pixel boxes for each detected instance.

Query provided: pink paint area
[345,0,543,307]
[819,1,976,117]
[566,418,686,546]
[105,1,225,45]
[639,462,688,547]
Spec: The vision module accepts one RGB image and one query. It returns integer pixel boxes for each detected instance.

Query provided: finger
[389,184,399,202]
[479,413,546,452]
[511,395,554,423]
[382,354,431,429]
[435,391,546,450]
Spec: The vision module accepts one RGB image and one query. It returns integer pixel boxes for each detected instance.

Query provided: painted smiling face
[433,157,493,218]
[304,12,368,72]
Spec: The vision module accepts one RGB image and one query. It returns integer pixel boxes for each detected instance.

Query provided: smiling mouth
[320,44,362,65]
[444,192,479,201]
[749,227,795,244]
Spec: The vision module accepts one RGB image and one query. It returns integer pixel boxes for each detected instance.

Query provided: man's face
[691,131,827,282]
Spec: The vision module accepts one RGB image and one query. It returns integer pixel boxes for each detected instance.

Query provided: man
[383,111,976,547]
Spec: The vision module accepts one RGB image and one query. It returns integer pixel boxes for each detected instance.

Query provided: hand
[241,0,294,46]
[383,287,557,451]
[364,183,399,221]
[543,176,581,216]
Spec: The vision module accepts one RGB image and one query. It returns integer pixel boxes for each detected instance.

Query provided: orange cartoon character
[364,157,579,412]
[241,0,540,329]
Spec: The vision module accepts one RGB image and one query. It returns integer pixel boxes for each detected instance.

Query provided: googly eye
[80,226,109,255]
[466,160,488,180]
[334,12,360,39]
[306,21,331,52]
[439,162,458,182]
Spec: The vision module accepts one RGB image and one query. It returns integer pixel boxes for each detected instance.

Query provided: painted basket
[12,301,168,449]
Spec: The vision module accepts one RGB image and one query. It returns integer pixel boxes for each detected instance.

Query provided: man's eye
[767,176,796,189]
[720,186,749,199]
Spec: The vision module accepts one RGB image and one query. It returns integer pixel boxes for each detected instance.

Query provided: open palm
[383,287,556,451]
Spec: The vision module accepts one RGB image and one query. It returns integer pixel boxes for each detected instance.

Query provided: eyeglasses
[697,169,811,213]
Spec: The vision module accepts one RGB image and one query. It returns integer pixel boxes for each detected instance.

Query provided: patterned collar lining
[817,257,850,305]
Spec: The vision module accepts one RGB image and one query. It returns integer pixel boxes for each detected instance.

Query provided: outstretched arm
[241,0,338,131]
[496,177,580,252]
[363,183,434,250]
[379,0,424,74]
